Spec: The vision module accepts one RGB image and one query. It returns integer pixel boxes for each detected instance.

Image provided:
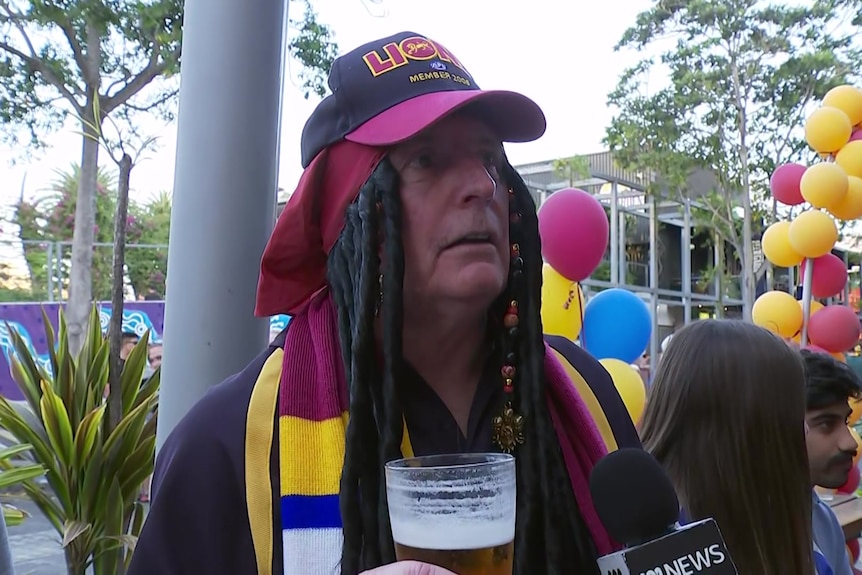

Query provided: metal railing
[0,239,169,302]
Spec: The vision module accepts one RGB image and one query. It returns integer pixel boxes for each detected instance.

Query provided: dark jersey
[128,333,640,574]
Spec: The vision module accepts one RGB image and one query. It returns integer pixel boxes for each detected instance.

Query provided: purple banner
[0,303,292,401]
[0,302,165,400]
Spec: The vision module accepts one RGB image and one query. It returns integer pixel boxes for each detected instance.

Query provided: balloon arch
[536,85,862,441]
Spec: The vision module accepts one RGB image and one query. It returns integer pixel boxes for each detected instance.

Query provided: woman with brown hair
[640,319,816,575]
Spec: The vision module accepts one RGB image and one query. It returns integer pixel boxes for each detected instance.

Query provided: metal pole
[800,258,815,347]
[648,196,660,378]
[682,199,692,324]
[157,0,287,451]
[618,211,627,285]
[609,181,619,285]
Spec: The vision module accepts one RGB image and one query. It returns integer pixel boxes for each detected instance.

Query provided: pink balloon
[770,163,807,206]
[537,188,609,281]
[801,253,848,298]
[851,128,862,143]
[809,305,861,353]
[838,464,860,495]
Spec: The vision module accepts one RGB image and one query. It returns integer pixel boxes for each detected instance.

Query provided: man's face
[148,344,163,369]
[388,114,510,311]
[806,401,858,489]
[120,337,139,360]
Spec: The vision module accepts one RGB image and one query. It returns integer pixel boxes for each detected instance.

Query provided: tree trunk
[66,114,101,355]
[107,154,133,432]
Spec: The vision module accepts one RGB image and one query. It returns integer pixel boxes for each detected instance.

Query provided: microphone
[589,448,738,575]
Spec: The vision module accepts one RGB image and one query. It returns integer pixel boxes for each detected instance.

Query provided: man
[802,349,862,575]
[129,31,640,575]
[120,331,139,361]
[147,343,162,370]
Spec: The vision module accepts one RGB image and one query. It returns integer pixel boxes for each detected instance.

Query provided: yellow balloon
[829,175,862,221]
[851,426,862,465]
[851,399,862,427]
[541,264,584,340]
[824,85,862,126]
[761,221,803,267]
[806,106,853,154]
[800,162,848,209]
[788,210,838,259]
[599,358,646,424]
[836,140,862,179]
[752,290,803,338]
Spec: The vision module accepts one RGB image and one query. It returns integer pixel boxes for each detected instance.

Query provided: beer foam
[391,518,515,550]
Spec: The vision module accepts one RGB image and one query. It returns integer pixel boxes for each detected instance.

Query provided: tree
[14,165,117,301]
[125,190,170,298]
[553,155,590,187]
[604,0,862,319]
[288,0,339,99]
[0,0,338,352]
[12,164,171,300]
[0,0,183,352]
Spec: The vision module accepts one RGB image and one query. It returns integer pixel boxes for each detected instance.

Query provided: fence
[0,239,169,302]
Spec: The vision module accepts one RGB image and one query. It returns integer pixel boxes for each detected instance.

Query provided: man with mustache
[802,349,862,575]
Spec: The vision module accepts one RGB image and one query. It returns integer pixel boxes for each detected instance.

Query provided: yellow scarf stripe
[549,348,619,453]
[278,413,415,497]
[245,348,284,575]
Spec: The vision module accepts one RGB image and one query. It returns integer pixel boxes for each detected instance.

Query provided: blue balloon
[582,288,651,363]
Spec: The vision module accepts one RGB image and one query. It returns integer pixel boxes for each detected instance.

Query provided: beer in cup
[384,453,516,575]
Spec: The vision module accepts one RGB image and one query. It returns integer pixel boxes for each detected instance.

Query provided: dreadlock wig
[326,157,600,575]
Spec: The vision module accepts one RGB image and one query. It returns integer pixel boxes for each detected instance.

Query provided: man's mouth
[446,233,494,248]
[831,455,855,469]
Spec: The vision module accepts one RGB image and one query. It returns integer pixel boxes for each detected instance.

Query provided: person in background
[641,320,816,575]
[148,343,162,370]
[802,349,862,575]
[845,344,862,382]
[120,332,139,361]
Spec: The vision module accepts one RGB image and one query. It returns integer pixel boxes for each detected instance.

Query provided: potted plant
[0,443,45,526]
[0,306,158,575]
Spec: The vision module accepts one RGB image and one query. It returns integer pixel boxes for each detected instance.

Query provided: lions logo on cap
[362,35,470,79]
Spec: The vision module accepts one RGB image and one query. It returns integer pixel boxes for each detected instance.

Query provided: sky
[0,0,653,212]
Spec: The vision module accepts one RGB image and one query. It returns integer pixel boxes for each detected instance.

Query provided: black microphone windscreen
[589,448,681,546]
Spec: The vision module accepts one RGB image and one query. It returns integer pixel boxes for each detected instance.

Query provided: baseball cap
[300,31,546,168]
[255,31,546,317]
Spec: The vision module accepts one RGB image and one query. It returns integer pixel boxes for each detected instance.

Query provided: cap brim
[344,90,546,147]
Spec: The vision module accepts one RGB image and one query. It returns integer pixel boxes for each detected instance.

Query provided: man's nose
[454,159,497,204]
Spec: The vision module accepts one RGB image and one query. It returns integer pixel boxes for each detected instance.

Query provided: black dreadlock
[326,158,599,575]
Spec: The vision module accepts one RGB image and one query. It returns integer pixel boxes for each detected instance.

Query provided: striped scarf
[276,293,616,573]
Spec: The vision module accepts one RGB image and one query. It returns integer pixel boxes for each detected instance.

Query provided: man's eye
[410,153,435,169]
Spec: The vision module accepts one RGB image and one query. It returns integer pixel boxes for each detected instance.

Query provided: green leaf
[3,503,28,527]
[118,435,155,499]
[74,405,106,473]
[62,520,92,548]
[0,464,46,488]
[0,442,36,461]
[41,307,59,383]
[0,398,54,470]
[81,445,104,523]
[5,323,46,414]
[39,381,76,472]
[120,330,150,414]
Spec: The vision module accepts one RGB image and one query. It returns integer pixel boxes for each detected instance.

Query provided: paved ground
[4,494,65,575]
